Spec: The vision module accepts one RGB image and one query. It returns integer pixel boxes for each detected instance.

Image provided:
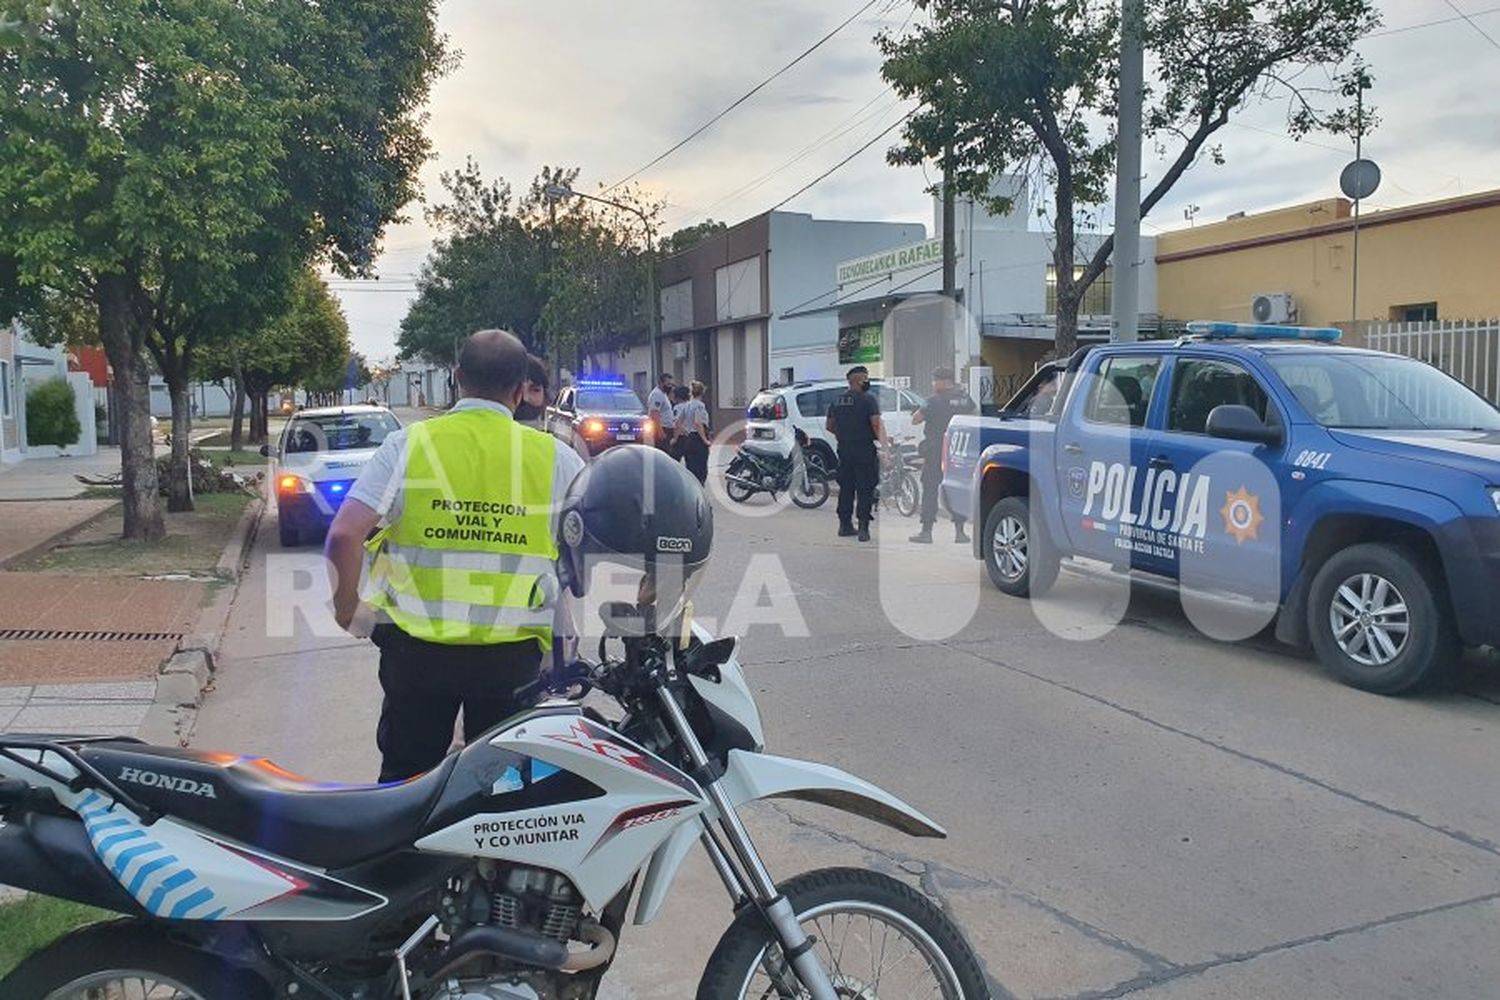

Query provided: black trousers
[836,454,878,525]
[681,435,709,484]
[372,624,543,783]
[918,447,963,527]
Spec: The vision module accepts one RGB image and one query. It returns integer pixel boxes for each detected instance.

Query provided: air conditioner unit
[672,340,689,361]
[1251,293,1297,324]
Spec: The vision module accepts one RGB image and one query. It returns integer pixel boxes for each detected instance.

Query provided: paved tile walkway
[0,499,117,566]
[0,448,130,500]
[0,573,204,688]
[0,680,157,736]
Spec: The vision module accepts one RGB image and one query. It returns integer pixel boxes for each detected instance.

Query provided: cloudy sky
[332,0,1500,360]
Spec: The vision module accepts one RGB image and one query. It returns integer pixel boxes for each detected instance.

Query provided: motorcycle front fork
[654,682,838,1000]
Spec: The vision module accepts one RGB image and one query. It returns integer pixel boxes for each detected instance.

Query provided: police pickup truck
[942,323,1500,694]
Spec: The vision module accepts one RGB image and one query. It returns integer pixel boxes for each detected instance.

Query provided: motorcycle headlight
[1489,487,1500,515]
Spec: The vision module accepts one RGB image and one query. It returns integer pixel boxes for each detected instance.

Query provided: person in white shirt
[646,372,676,451]
[675,380,711,484]
[325,330,586,781]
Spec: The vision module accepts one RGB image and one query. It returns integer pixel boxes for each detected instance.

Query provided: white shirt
[647,386,676,425]
[675,398,709,437]
[347,398,586,532]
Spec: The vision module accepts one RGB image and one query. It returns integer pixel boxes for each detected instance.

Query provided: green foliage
[880,0,1379,351]
[661,220,728,257]
[240,271,353,396]
[26,376,81,447]
[397,162,662,366]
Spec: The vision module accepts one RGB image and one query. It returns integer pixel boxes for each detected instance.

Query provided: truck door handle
[1063,442,1084,455]
[1149,454,1174,470]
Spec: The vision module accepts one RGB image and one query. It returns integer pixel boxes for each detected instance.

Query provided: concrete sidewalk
[0,448,131,500]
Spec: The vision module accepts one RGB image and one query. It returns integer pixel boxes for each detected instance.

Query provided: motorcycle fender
[632,751,945,926]
[720,750,946,839]
[633,819,701,925]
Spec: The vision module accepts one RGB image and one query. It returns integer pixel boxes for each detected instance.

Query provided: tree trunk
[165,380,194,512]
[230,374,246,452]
[1055,292,1081,360]
[96,276,165,542]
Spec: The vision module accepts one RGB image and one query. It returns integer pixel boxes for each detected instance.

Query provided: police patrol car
[264,404,401,546]
[942,322,1500,694]
[546,376,657,457]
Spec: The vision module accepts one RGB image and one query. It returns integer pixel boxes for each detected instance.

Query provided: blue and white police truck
[941,323,1500,694]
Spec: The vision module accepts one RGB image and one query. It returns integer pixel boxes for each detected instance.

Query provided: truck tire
[983,496,1059,598]
[1306,542,1459,695]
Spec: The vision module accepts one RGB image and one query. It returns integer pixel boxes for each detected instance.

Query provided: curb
[214,495,265,581]
[141,496,264,746]
[0,499,121,570]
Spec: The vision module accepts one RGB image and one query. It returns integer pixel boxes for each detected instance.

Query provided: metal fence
[1362,319,1500,406]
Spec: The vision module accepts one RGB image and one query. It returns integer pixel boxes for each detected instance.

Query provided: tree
[397,160,546,365]
[396,163,663,370]
[1,0,447,532]
[239,272,352,443]
[880,0,1378,355]
[660,219,728,257]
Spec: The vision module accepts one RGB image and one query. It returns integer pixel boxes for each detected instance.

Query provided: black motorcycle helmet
[558,445,713,634]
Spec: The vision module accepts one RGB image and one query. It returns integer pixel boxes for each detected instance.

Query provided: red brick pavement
[0,573,204,686]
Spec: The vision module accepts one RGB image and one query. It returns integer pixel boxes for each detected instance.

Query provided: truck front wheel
[1307,542,1459,694]
[983,496,1059,598]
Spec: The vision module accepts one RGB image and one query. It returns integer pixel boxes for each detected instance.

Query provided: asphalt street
[191,460,1500,999]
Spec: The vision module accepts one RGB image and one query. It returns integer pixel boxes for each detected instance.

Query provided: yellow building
[1156,189,1500,329]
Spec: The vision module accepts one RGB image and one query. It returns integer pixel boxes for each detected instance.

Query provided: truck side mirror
[1206,404,1282,446]
[259,444,271,458]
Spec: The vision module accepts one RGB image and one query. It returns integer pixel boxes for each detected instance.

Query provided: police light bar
[1186,321,1342,343]
[575,375,627,388]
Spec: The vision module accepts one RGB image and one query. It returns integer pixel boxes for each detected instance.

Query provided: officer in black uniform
[826,365,887,542]
[910,365,977,544]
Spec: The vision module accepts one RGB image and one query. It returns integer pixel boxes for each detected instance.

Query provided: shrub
[26,378,81,448]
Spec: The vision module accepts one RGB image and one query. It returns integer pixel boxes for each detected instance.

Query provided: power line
[769,107,919,213]
[1364,4,1500,39]
[1440,0,1500,49]
[664,90,904,231]
[601,0,882,193]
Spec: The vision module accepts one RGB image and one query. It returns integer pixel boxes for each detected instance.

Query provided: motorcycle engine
[441,861,585,953]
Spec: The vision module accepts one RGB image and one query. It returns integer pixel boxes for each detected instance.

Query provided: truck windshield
[1267,354,1500,431]
[578,389,645,413]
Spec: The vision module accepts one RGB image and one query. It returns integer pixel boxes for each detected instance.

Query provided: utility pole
[941,147,957,300]
[1110,0,1145,344]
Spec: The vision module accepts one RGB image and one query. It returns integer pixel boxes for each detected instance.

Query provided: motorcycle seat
[77,742,458,870]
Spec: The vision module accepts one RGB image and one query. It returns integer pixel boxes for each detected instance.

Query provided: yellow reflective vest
[367,407,559,648]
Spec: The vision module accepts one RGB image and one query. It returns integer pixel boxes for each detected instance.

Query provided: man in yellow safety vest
[327,330,585,782]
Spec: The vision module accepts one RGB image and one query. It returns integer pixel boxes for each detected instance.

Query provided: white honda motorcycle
[0,610,989,999]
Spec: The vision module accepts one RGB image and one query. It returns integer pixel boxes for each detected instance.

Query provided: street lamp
[543,184,659,390]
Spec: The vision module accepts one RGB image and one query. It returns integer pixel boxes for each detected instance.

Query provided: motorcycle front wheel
[696,868,991,999]
[2,919,269,1000]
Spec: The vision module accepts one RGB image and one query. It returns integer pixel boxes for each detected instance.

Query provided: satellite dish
[1340,159,1382,201]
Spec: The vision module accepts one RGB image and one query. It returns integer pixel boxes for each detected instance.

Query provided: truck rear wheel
[983,496,1059,598]
[1307,542,1459,694]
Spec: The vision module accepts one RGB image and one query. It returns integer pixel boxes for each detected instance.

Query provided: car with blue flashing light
[942,322,1500,694]
[547,377,658,457]
[263,404,402,547]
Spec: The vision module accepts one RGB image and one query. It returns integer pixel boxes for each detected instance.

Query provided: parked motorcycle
[724,427,831,509]
[0,610,988,999]
[877,441,921,518]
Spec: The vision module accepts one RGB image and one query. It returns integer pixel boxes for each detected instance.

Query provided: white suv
[744,379,925,474]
